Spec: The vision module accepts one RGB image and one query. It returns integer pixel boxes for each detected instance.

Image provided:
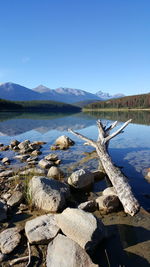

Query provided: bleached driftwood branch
[68,119,140,216]
[9,242,31,266]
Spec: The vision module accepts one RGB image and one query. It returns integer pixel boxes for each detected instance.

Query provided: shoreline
[83,108,150,111]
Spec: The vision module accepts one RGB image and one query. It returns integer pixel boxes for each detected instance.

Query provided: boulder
[25,214,59,244]
[47,166,64,180]
[47,234,98,267]
[39,159,53,169]
[45,153,58,161]
[68,169,94,189]
[102,187,117,196]
[78,200,97,212]
[96,195,120,212]
[55,208,105,251]
[29,176,70,212]
[7,191,23,207]
[55,135,74,149]
[18,140,30,150]
[0,227,21,254]
[0,200,7,222]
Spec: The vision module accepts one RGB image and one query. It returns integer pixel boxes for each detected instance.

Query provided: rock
[78,200,97,212]
[2,192,11,201]
[27,156,38,162]
[54,159,61,165]
[44,153,58,161]
[10,139,20,148]
[55,208,105,251]
[7,191,23,207]
[19,203,28,211]
[0,145,9,151]
[0,252,7,262]
[18,140,30,150]
[31,150,42,156]
[68,169,94,189]
[50,145,58,150]
[0,200,7,222]
[96,195,120,212]
[2,157,10,164]
[25,214,60,244]
[15,154,30,161]
[28,160,37,166]
[0,227,21,254]
[47,234,98,267]
[0,170,14,177]
[0,143,3,147]
[29,176,70,212]
[92,170,106,181]
[31,141,46,146]
[47,166,64,180]
[39,159,53,169]
[102,187,117,196]
[19,167,46,176]
[55,135,75,149]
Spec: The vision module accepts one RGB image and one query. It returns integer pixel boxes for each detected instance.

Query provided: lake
[0,110,150,210]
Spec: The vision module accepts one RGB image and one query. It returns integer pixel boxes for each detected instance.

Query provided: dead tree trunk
[69,119,140,216]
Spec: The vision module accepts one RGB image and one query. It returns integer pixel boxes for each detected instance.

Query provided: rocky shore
[0,136,150,266]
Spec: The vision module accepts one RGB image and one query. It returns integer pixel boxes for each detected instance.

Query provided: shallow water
[0,110,150,210]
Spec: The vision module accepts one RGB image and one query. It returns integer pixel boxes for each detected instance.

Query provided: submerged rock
[68,169,94,189]
[47,234,98,267]
[25,214,60,244]
[29,176,70,212]
[55,208,105,251]
[0,227,21,254]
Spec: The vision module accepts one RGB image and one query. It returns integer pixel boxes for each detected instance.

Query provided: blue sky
[0,0,150,95]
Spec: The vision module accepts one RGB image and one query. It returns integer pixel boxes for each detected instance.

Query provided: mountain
[0,82,43,101]
[96,90,125,100]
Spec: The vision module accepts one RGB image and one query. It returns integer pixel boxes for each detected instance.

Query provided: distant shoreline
[83,108,150,111]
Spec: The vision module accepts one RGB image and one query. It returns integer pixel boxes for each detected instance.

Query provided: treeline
[0,99,81,112]
[84,93,150,109]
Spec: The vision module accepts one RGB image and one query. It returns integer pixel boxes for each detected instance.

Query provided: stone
[19,167,46,176]
[7,191,23,207]
[0,200,7,222]
[0,227,21,254]
[102,187,117,196]
[0,145,9,151]
[29,176,70,212]
[27,156,38,162]
[47,234,98,267]
[44,153,58,161]
[92,170,106,181]
[68,169,94,189]
[25,214,60,244]
[31,150,42,156]
[55,135,75,149]
[47,166,64,180]
[78,200,97,212]
[2,192,11,201]
[96,195,120,212]
[0,252,7,262]
[55,208,105,251]
[10,139,20,148]
[18,140,30,150]
[39,159,53,169]
[0,170,14,177]
[0,143,3,147]
[2,157,10,164]
[15,154,30,161]
[54,159,61,165]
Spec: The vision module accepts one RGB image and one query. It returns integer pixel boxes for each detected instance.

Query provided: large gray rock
[55,135,74,149]
[102,187,117,196]
[0,200,7,222]
[7,191,23,207]
[29,176,70,212]
[25,214,59,244]
[18,139,30,150]
[47,166,64,180]
[68,169,94,189]
[0,227,21,254]
[47,234,97,267]
[55,208,105,251]
[39,159,53,169]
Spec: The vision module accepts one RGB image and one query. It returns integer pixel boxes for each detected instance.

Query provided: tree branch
[68,129,96,148]
[97,120,105,142]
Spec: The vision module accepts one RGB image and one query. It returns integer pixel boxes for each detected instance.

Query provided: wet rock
[55,208,105,251]
[0,145,9,151]
[31,150,42,156]
[96,195,120,212]
[54,159,61,165]
[39,159,53,169]
[7,191,23,207]
[18,140,30,150]
[31,141,46,146]
[47,234,98,267]
[0,170,14,177]
[29,176,70,212]
[27,156,38,162]
[19,167,46,176]
[78,200,97,212]
[47,166,64,180]
[25,214,60,244]
[0,200,7,222]
[50,145,58,150]
[10,139,20,148]
[2,157,10,164]
[44,153,58,161]
[68,169,94,189]
[102,187,117,196]
[0,227,21,254]
[15,154,30,161]
[55,135,75,149]
[28,160,37,166]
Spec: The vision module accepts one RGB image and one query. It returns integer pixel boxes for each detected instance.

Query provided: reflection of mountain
[0,113,96,136]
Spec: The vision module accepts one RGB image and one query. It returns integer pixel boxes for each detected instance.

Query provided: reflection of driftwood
[69,119,140,216]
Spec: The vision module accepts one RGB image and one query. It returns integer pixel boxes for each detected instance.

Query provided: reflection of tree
[84,110,150,126]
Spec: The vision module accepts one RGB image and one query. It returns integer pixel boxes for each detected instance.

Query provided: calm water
[0,110,150,209]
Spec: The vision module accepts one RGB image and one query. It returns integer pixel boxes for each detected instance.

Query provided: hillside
[0,99,81,113]
[84,93,150,110]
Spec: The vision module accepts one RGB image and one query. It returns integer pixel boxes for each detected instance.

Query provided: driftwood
[9,242,31,266]
[69,119,140,216]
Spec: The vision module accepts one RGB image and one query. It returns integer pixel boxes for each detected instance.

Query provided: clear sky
[0,0,150,95]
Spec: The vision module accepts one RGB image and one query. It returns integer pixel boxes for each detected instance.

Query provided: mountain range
[0,82,125,103]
